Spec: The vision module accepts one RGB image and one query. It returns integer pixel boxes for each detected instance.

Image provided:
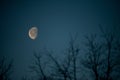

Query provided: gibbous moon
[28,27,38,40]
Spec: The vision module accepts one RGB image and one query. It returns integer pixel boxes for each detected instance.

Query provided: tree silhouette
[82,26,120,80]
[68,35,80,80]
[29,53,49,80]
[26,26,120,80]
[47,52,72,80]
[0,57,13,80]
[100,27,120,80]
[81,35,103,80]
[47,35,80,80]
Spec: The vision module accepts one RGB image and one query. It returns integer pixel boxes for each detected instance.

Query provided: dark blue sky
[0,0,120,80]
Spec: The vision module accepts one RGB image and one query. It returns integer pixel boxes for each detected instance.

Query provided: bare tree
[82,26,120,80]
[47,52,72,80]
[27,48,72,80]
[29,53,49,80]
[81,35,103,80]
[68,35,80,80]
[0,56,13,80]
[47,35,80,80]
[100,27,120,80]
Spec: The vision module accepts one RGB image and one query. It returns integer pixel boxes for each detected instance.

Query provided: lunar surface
[28,27,38,40]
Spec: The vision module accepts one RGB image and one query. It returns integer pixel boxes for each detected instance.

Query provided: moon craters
[28,27,38,40]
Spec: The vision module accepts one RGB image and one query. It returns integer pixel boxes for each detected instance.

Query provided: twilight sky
[0,0,120,80]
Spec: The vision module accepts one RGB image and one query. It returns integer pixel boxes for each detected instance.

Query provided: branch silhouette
[0,56,13,80]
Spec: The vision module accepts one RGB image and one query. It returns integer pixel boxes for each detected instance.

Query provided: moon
[28,27,38,40]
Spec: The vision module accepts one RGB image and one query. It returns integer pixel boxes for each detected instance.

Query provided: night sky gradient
[0,0,120,80]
